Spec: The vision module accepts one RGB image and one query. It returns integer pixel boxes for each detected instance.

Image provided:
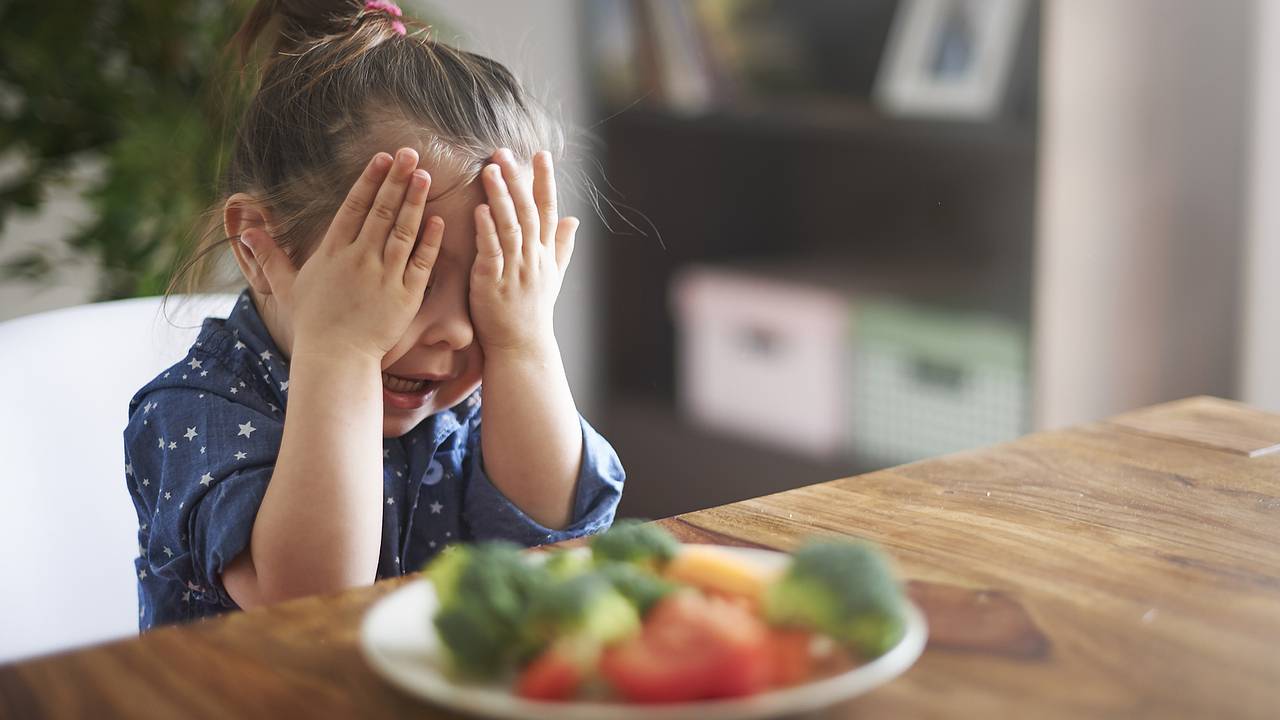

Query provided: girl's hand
[470,148,579,357]
[241,148,444,361]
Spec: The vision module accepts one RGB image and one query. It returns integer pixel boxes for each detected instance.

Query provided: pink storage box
[670,265,853,457]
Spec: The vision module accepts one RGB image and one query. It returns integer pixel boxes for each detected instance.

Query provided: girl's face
[240,149,490,437]
[376,158,486,438]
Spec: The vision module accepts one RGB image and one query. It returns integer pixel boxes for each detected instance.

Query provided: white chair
[0,293,238,663]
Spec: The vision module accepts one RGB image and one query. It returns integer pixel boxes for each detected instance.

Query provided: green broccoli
[423,541,553,677]
[423,543,469,607]
[763,540,908,658]
[524,572,641,651]
[589,520,679,570]
[596,562,676,615]
[541,548,593,580]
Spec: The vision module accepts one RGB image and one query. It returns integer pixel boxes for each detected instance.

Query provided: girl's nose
[419,304,474,352]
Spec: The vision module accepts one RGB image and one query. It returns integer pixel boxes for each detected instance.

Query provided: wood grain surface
[2,396,1278,719]
[1108,395,1280,457]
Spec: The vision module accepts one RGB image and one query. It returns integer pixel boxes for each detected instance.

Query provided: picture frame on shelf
[873,0,1028,120]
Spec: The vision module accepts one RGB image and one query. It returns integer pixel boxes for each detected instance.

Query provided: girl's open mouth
[382,372,440,410]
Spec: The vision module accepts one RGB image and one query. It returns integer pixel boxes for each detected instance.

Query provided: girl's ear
[225,193,286,297]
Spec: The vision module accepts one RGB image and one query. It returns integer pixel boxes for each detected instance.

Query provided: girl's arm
[469,149,583,531]
[224,149,443,607]
[227,347,385,605]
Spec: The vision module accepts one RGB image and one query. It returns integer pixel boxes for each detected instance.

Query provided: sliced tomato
[766,629,816,687]
[600,590,771,703]
[516,642,589,701]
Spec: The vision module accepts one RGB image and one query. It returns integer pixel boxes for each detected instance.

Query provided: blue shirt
[123,289,624,630]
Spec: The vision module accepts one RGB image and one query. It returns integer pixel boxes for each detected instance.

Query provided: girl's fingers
[495,149,541,260]
[327,152,394,248]
[384,169,431,272]
[473,203,504,280]
[240,228,299,292]
[404,216,444,294]
[532,151,558,248]
[482,162,522,262]
[554,216,578,274]
[355,147,418,251]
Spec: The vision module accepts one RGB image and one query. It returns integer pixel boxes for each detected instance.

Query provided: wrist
[481,333,560,367]
[290,337,384,376]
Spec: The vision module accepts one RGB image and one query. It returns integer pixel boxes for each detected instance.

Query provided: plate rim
[359,544,928,720]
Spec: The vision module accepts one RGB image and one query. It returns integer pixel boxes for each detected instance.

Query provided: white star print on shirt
[234,451,247,460]
[238,421,256,438]
[142,478,150,487]
[200,370,208,377]
[188,358,202,370]
[429,501,443,514]
[260,350,272,361]
[387,497,395,505]
[163,546,173,558]
[229,386,238,394]
[168,441,177,450]
[234,340,246,350]
[199,472,213,486]
[279,380,289,391]
[139,569,147,580]
[164,491,172,500]
[125,463,133,476]
[158,437,165,449]
[184,427,197,441]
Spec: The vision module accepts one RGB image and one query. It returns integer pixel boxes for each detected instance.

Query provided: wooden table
[3,396,1278,719]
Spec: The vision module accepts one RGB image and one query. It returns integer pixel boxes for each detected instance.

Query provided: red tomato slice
[766,629,816,687]
[516,645,586,701]
[600,590,771,703]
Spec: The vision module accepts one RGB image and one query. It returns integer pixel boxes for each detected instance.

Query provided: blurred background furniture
[590,0,1042,518]
[0,294,237,663]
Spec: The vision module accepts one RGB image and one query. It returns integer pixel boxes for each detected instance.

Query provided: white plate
[360,545,927,720]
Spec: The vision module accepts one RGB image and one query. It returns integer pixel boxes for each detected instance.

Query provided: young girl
[123,0,624,629]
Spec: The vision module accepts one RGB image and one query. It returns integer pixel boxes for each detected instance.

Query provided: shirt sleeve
[124,386,281,608]
[460,412,625,546]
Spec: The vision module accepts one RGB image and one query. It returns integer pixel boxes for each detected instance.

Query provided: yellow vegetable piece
[664,546,783,603]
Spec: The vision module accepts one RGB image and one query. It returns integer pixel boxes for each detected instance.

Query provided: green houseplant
[0,0,256,300]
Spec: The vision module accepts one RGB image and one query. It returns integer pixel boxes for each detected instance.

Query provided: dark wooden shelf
[590,1,1042,520]
[596,101,1037,153]
[603,397,878,521]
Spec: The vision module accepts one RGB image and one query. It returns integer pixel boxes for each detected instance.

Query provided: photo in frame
[873,0,1029,119]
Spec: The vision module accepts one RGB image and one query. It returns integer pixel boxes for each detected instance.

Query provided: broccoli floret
[425,541,553,677]
[433,602,512,677]
[524,572,641,650]
[542,548,593,580]
[422,543,469,607]
[763,540,907,658]
[596,562,676,615]
[589,520,679,570]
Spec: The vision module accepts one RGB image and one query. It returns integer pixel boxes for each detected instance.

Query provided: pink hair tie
[363,0,406,36]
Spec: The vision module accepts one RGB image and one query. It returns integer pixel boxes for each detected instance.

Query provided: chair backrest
[0,293,238,662]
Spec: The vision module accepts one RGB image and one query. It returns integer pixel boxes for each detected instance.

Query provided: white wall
[417,0,600,416]
[1243,0,1280,413]
[1035,0,1253,429]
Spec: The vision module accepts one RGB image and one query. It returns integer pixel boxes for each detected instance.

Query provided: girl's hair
[165,0,563,299]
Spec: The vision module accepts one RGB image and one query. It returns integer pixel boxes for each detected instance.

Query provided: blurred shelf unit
[585,0,1042,519]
